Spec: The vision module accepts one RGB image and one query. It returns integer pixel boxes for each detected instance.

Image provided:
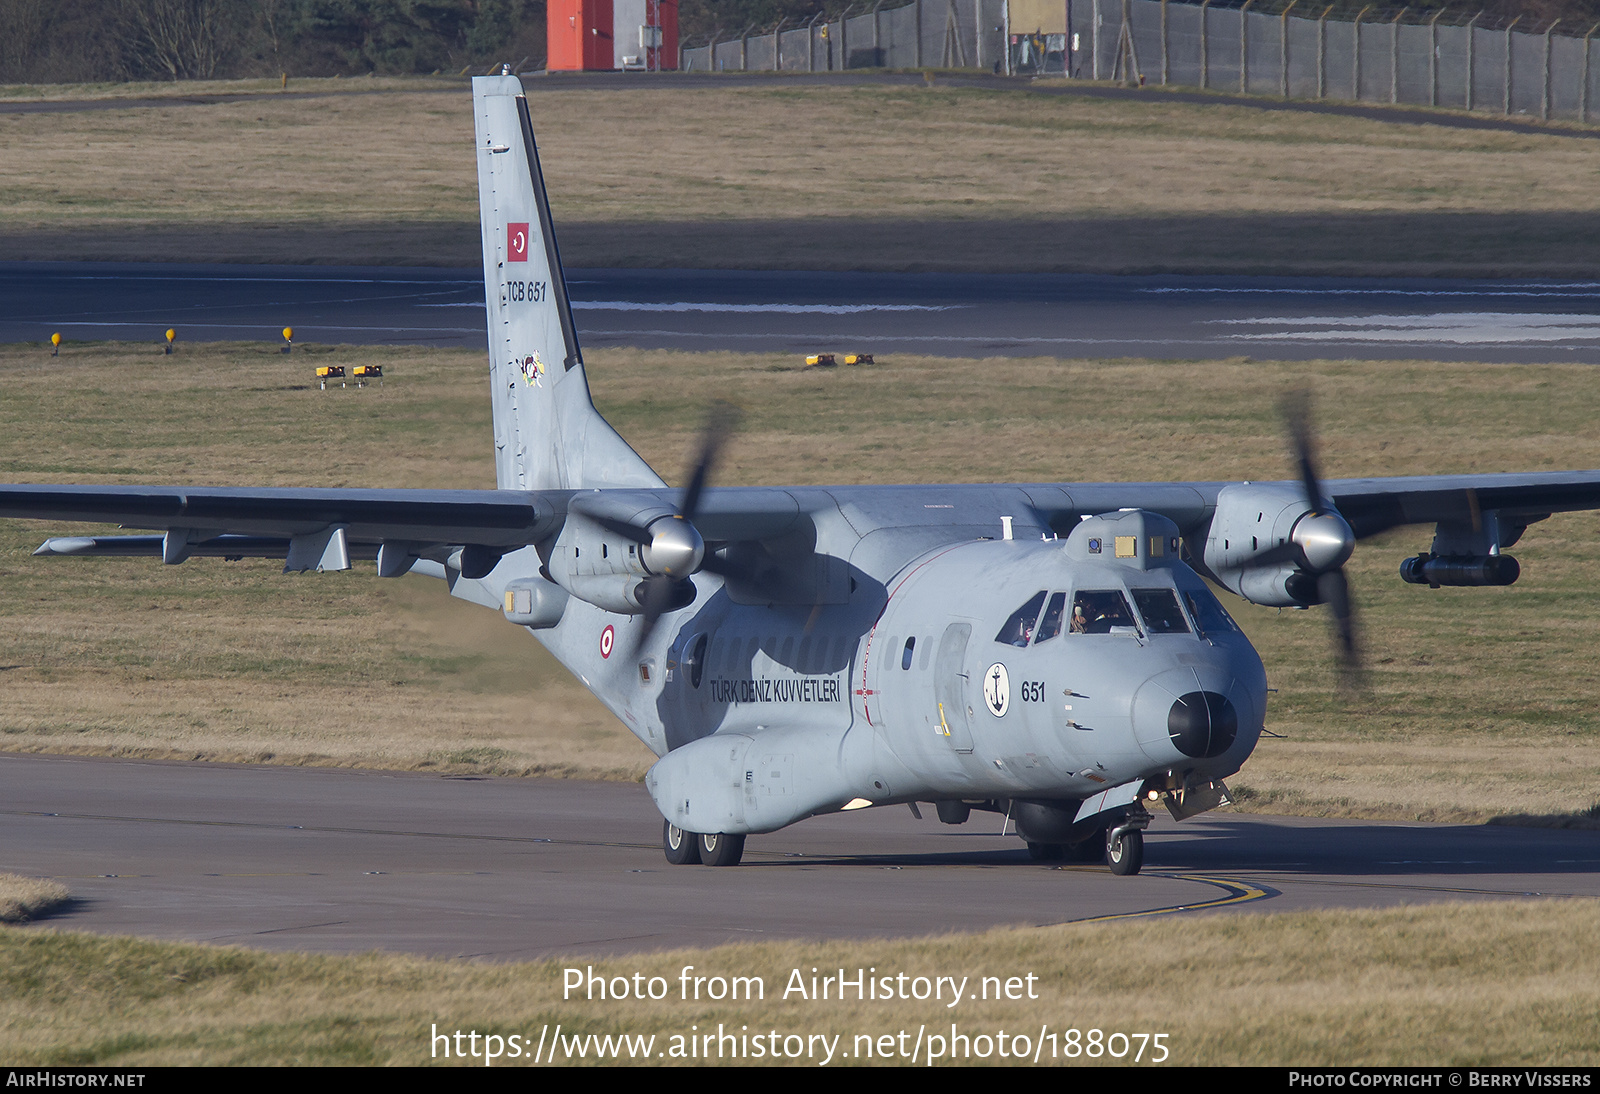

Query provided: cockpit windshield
[995,591,1047,647]
[1069,590,1136,634]
[1182,585,1241,636]
[1131,588,1191,634]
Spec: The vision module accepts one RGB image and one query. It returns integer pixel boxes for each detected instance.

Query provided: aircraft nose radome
[1166,691,1238,758]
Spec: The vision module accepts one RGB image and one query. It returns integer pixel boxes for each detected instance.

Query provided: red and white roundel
[599,624,615,659]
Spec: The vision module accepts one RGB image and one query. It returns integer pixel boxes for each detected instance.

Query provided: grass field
[6,75,1600,273]
[5,899,1600,1065]
[4,340,1600,823]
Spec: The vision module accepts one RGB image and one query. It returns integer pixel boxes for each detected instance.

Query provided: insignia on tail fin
[472,76,664,493]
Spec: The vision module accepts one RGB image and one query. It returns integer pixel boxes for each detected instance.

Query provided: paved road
[6,261,1600,363]
[4,753,1595,960]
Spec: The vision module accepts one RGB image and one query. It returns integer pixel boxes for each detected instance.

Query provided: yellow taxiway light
[163,329,176,355]
[50,332,60,357]
[282,327,294,355]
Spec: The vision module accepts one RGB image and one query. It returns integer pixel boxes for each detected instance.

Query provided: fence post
[915,0,923,67]
[1162,0,1169,85]
[872,0,884,66]
[1281,0,1297,98]
[707,28,720,70]
[741,22,755,69]
[1390,7,1407,104]
[773,17,787,70]
[1429,9,1442,106]
[1504,14,1521,115]
[1353,5,1370,100]
[966,0,979,70]
[1240,0,1253,93]
[1466,12,1480,109]
[1200,0,1211,89]
[1584,23,1598,122]
[1093,0,1102,78]
[840,4,851,69]
[1542,19,1560,119]
[1318,4,1331,98]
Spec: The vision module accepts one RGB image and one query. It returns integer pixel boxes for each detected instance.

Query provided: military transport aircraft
[6,75,1600,875]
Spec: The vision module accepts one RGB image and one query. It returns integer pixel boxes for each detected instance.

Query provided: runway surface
[4,753,1596,960]
[6,261,1600,363]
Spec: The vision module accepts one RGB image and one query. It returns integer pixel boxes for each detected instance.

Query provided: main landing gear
[663,820,745,867]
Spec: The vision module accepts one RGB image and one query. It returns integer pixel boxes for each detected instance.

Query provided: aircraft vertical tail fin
[472,76,664,492]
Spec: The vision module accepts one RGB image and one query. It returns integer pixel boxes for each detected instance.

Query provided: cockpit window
[1183,586,1240,635]
[1033,592,1068,644]
[1132,588,1191,635]
[1069,590,1136,635]
[995,591,1048,647]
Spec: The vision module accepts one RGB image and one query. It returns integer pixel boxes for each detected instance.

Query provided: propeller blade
[1317,565,1363,690]
[1280,388,1324,514]
[680,401,740,522]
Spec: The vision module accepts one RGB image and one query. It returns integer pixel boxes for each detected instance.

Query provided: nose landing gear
[1106,824,1145,876]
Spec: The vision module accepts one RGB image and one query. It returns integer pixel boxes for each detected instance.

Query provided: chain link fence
[682,0,1006,72]
[680,0,1600,123]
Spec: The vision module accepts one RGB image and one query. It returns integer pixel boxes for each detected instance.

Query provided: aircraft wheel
[1026,841,1065,861]
[1106,828,1144,876]
[663,821,701,865]
[698,831,746,867]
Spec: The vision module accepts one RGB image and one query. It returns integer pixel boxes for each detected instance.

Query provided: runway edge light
[282,327,293,355]
[50,333,60,357]
[163,329,176,355]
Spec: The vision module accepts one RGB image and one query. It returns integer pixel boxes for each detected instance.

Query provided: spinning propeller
[1243,391,1362,687]
[629,402,742,653]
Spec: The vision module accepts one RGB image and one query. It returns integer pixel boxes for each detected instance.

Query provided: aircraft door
[934,623,975,753]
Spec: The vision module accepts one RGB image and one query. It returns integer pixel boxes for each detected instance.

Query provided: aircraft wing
[1323,471,1600,538]
[0,482,817,577]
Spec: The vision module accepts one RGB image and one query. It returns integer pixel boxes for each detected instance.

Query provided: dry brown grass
[5,899,1600,1064]
[0,874,69,923]
[5,78,1600,271]
[5,342,1600,821]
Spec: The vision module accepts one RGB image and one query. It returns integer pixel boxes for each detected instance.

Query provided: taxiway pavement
[6,262,1600,363]
[4,753,1595,960]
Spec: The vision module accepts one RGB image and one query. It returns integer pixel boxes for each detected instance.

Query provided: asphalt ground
[4,753,1596,960]
[7,261,1600,362]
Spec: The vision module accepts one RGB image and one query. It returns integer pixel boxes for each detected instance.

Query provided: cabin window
[1033,592,1068,644]
[901,636,916,669]
[994,591,1048,647]
[1069,590,1136,634]
[1131,589,1191,634]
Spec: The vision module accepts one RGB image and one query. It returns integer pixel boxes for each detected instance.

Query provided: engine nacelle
[1203,482,1353,607]
[1400,553,1520,588]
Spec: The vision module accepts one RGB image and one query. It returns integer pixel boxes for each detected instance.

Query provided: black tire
[1106,828,1144,876]
[1026,841,1065,861]
[663,820,701,865]
[699,831,746,867]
